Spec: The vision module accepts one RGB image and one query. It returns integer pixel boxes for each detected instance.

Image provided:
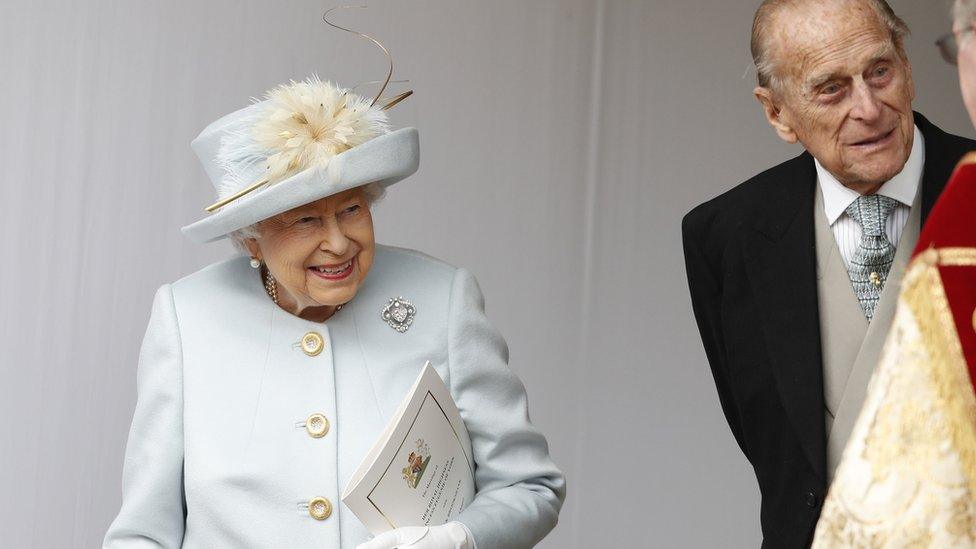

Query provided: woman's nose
[318,217,351,255]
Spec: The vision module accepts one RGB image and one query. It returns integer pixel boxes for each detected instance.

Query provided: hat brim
[181,127,420,243]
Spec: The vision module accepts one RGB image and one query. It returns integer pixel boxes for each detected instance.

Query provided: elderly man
[683,0,976,546]
[810,1,976,545]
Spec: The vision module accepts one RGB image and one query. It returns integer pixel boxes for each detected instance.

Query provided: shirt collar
[816,125,924,225]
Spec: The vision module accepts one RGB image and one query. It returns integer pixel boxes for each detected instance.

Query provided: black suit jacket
[682,114,976,548]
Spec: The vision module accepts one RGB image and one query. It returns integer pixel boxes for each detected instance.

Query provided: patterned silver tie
[845,194,898,322]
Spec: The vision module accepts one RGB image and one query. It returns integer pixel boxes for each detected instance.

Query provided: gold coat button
[301,332,324,357]
[309,497,332,520]
[306,413,330,438]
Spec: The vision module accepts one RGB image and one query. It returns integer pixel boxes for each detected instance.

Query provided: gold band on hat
[205,178,269,213]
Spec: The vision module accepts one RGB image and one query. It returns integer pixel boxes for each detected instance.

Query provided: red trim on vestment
[913,158,976,388]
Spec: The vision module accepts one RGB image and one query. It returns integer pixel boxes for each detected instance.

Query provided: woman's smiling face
[247,186,375,320]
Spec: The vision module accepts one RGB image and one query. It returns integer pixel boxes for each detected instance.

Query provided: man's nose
[849,80,882,122]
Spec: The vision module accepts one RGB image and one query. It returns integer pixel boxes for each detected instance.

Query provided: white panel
[0,0,969,547]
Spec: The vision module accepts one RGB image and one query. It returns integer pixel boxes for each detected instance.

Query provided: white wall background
[1,1,969,547]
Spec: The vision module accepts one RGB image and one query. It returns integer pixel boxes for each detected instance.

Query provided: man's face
[956,21,976,127]
[756,1,916,191]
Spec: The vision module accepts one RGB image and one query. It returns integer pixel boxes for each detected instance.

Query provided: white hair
[229,181,387,256]
[751,0,910,92]
[956,0,976,27]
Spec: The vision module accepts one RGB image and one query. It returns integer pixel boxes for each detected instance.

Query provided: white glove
[356,522,475,549]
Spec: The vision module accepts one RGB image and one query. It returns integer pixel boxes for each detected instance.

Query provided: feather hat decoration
[216,77,391,201]
[180,6,419,244]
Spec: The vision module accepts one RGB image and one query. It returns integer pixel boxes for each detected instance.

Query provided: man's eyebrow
[804,43,897,89]
[806,71,841,89]
[866,43,896,65]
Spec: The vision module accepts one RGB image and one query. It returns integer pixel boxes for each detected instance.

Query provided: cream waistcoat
[816,186,922,481]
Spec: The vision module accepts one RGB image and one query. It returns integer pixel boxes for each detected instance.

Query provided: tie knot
[845,194,898,236]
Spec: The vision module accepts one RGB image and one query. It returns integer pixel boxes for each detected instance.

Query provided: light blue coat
[104,245,565,548]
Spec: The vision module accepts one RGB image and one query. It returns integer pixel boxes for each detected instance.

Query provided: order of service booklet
[342,362,475,535]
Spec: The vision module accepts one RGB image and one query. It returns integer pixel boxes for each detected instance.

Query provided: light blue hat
[181,77,419,243]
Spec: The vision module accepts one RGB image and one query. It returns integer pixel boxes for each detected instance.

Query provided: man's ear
[754,86,798,144]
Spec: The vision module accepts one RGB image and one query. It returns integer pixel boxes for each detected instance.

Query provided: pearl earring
[250,257,261,269]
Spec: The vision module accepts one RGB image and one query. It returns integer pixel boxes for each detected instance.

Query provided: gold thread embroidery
[937,248,976,267]
[812,247,976,547]
[905,259,976,498]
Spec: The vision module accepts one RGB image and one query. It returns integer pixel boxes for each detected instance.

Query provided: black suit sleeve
[682,210,749,460]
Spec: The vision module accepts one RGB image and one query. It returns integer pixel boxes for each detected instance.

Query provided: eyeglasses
[936,25,976,66]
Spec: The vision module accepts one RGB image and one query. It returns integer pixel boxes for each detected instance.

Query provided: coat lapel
[743,152,828,482]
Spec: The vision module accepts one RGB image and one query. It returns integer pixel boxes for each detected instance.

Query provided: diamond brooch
[382,297,416,333]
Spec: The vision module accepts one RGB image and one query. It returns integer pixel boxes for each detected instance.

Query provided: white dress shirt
[815,125,924,270]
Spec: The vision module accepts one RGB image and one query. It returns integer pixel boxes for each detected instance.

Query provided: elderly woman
[103,76,565,549]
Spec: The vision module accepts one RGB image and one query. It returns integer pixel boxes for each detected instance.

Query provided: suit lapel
[742,152,828,481]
